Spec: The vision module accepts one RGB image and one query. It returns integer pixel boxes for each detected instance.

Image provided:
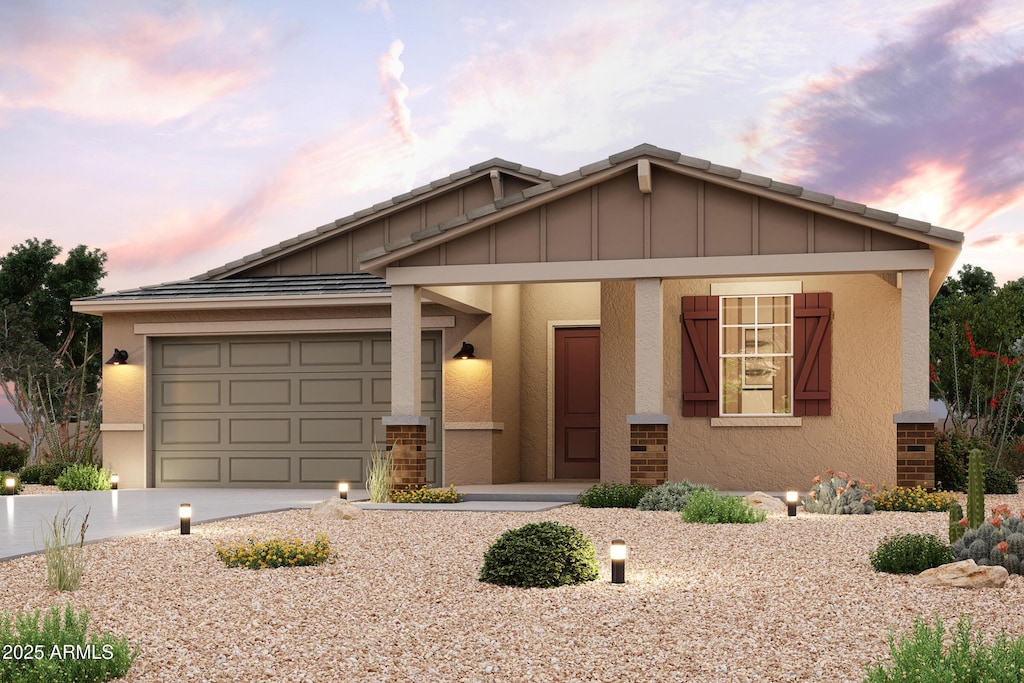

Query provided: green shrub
[802,469,874,514]
[681,490,766,524]
[0,602,138,683]
[55,464,111,491]
[864,615,1024,683]
[934,430,990,492]
[479,521,600,588]
[0,443,28,472]
[576,482,650,508]
[39,505,90,592]
[869,533,953,574]
[985,465,1020,494]
[216,533,335,570]
[389,485,462,503]
[1,471,24,496]
[636,479,712,511]
[18,463,44,484]
[38,462,73,486]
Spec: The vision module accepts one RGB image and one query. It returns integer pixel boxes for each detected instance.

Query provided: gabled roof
[360,143,964,269]
[195,159,555,281]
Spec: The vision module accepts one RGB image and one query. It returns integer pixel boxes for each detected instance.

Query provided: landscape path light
[338,481,349,500]
[610,539,627,584]
[110,474,119,490]
[179,503,192,535]
[4,475,15,495]
[785,491,799,517]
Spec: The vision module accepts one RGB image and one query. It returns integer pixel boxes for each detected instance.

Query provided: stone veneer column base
[630,423,668,487]
[896,422,935,488]
[386,424,426,491]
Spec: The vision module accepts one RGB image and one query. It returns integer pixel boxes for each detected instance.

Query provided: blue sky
[1,0,1023,422]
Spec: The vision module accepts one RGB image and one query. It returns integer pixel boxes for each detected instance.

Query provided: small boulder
[310,498,363,520]
[742,491,788,514]
[915,559,1008,588]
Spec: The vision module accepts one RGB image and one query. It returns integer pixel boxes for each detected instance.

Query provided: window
[720,295,792,415]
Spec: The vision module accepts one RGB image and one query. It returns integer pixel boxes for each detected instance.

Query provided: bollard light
[610,539,627,584]
[110,474,119,490]
[785,491,799,517]
[338,481,349,500]
[4,475,16,495]
[179,503,192,535]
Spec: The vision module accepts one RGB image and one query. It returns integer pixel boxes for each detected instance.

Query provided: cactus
[966,448,985,529]
[948,501,965,543]
[802,471,874,515]
[951,513,1024,576]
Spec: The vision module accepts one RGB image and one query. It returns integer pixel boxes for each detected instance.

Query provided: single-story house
[73,144,963,491]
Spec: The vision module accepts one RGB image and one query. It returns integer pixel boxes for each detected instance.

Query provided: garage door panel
[230,456,291,483]
[229,341,291,367]
[161,456,222,482]
[229,379,291,405]
[159,418,221,445]
[300,339,364,366]
[299,457,364,483]
[159,380,221,407]
[229,418,290,444]
[299,377,366,405]
[299,417,363,444]
[161,343,221,368]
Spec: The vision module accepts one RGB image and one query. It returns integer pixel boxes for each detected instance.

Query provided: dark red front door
[554,327,600,479]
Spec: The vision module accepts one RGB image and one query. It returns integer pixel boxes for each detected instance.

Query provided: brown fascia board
[191,163,554,282]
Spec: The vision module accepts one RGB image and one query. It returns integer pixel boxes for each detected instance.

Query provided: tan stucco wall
[601,274,901,490]
[519,282,601,481]
[442,308,493,485]
[490,284,522,483]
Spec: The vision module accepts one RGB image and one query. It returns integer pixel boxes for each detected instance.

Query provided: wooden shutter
[681,295,719,417]
[793,292,832,416]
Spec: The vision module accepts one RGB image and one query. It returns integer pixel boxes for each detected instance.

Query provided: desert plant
[38,461,73,486]
[636,479,712,511]
[55,463,111,491]
[869,533,954,574]
[967,448,985,529]
[1,471,23,495]
[479,521,600,588]
[17,463,44,484]
[802,469,874,514]
[0,602,138,683]
[389,485,462,504]
[864,615,1024,683]
[872,486,957,512]
[37,504,90,591]
[681,490,766,524]
[365,440,393,503]
[984,464,1020,494]
[576,482,650,508]
[949,501,965,543]
[216,533,335,570]
[951,508,1024,574]
[0,442,28,472]
[934,430,991,492]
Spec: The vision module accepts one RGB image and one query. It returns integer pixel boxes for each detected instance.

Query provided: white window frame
[719,293,794,417]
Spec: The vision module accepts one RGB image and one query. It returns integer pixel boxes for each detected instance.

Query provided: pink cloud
[378,40,416,146]
[746,0,1024,234]
[0,5,272,124]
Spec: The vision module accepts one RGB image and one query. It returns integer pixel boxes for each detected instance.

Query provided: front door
[554,327,600,479]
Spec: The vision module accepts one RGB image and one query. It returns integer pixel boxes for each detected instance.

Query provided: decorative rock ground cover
[1,489,1022,682]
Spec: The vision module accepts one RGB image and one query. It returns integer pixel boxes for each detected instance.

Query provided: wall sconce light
[4,475,16,495]
[105,349,129,365]
[785,491,799,517]
[452,342,475,360]
[179,503,191,535]
[338,481,349,500]
[110,474,119,490]
[610,539,627,584]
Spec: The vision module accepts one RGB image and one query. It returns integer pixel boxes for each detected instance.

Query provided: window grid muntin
[719,294,794,416]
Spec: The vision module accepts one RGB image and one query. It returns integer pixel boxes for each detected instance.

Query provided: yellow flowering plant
[215,533,335,570]
[873,485,957,512]
[389,484,463,504]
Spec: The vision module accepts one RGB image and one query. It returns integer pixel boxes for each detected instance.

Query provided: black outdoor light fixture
[785,491,799,517]
[179,503,192,535]
[105,349,129,365]
[610,539,627,584]
[338,481,349,500]
[110,474,119,490]
[453,342,476,360]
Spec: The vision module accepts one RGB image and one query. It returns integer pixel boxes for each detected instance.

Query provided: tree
[0,239,107,462]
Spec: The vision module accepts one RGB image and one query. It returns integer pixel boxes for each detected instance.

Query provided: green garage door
[151,333,442,488]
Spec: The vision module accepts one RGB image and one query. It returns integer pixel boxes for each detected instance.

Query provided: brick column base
[630,423,668,486]
[896,422,935,488]
[386,424,426,491]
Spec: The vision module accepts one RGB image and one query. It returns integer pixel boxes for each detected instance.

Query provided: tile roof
[77,273,389,303]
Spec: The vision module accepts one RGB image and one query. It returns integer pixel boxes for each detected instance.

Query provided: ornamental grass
[215,533,335,570]
[873,486,958,512]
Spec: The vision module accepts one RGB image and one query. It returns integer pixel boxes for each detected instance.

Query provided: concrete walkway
[0,483,589,561]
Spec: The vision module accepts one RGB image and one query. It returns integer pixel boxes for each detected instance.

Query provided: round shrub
[1,471,24,496]
[39,462,73,486]
[681,489,766,524]
[576,482,650,508]
[984,465,1020,495]
[637,480,712,511]
[934,430,989,492]
[479,521,600,588]
[870,533,954,574]
[0,443,28,473]
[55,463,112,491]
[18,463,44,484]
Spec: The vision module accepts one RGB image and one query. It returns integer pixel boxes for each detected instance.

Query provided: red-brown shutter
[793,292,832,416]
[681,295,719,417]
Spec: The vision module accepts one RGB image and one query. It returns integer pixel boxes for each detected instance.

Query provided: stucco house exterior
[73,144,963,491]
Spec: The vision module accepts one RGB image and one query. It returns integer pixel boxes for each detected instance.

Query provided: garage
[151,332,442,488]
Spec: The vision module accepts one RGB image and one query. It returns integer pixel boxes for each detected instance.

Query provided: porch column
[893,270,935,488]
[384,284,428,490]
[629,278,669,486]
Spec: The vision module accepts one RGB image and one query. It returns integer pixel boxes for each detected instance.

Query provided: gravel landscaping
[3,490,1024,682]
